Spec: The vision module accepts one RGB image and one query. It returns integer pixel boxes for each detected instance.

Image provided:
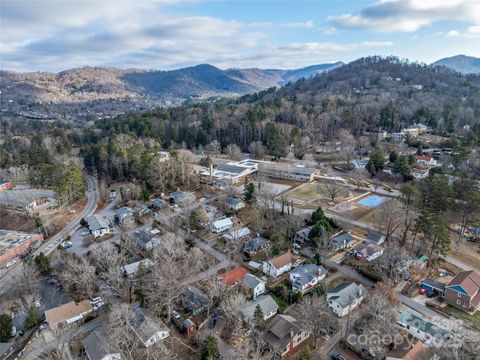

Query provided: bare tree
[225,143,242,160]
[248,141,267,159]
[297,295,337,349]
[218,290,246,327]
[318,181,344,203]
[376,199,403,242]
[55,251,97,300]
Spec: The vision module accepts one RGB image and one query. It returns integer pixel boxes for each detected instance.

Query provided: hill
[0,62,342,120]
[432,55,480,74]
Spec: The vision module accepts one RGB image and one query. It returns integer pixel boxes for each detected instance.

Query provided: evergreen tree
[389,150,398,163]
[24,307,40,330]
[366,148,385,176]
[34,252,51,275]
[253,304,266,331]
[0,314,12,342]
[244,182,256,204]
[394,155,412,181]
[201,334,220,360]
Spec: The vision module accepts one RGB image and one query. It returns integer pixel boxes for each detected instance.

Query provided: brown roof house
[262,251,300,278]
[263,314,311,357]
[44,300,93,329]
[444,270,480,313]
[386,336,432,360]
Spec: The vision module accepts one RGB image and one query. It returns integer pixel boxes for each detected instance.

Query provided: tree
[34,252,51,275]
[393,155,412,181]
[248,141,267,159]
[318,181,343,203]
[399,184,419,246]
[389,150,398,163]
[24,307,40,329]
[244,182,256,204]
[0,314,12,342]
[253,304,266,331]
[366,148,385,176]
[201,334,220,360]
[225,143,241,160]
[264,122,287,159]
[297,294,336,349]
[453,176,480,253]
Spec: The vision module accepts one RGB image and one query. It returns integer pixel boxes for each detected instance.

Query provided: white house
[129,304,170,347]
[412,167,430,180]
[241,295,279,322]
[87,214,113,239]
[222,227,250,242]
[262,251,298,278]
[352,243,384,262]
[330,231,355,250]
[289,264,327,294]
[416,156,437,167]
[242,274,266,300]
[210,218,233,233]
[327,282,367,317]
[122,259,154,277]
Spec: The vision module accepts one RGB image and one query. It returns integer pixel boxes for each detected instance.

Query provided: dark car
[331,354,345,360]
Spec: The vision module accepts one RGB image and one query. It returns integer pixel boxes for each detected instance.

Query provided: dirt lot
[448,241,480,272]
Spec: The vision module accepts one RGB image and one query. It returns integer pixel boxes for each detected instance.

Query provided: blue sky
[1,0,479,72]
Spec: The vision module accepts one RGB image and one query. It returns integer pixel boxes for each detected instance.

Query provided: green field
[287,181,351,202]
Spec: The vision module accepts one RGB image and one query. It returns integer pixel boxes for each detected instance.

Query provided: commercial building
[258,162,320,182]
[0,230,43,267]
[87,214,114,238]
[44,300,93,329]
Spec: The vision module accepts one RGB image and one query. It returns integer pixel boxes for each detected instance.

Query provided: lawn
[287,183,320,201]
[269,292,290,312]
[443,305,480,330]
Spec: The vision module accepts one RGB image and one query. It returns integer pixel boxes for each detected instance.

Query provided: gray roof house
[129,304,170,347]
[242,274,266,300]
[87,214,113,239]
[330,231,355,250]
[327,282,367,317]
[134,228,161,251]
[170,190,195,206]
[366,232,385,245]
[151,198,167,209]
[263,315,311,357]
[179,286,209,316]
[242,295,279,322]
[117,207,135,224]
[243,236,271,256]
[294,226,312,243]
[82,328,120,360]
[289,264,327,294]
[122,259,154,277]
[226,198,245,211]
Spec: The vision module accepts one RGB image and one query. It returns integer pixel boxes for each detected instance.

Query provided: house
[386,336,432,360]
[352,242,384,261]
[412,167,430,180]
[416,254,429,268]
[108,190,116,202]
[134,228,161,251]
[289,264,327,294]
[129,304,169,347]
[262,251,299,278]
[444,270,480,313]
[170,190,195,206]
[258,163,320,182]
[210,218,233,233]
[326,282,367,317]
[87,214,113,238]
[122,259,154,277]
[330,231,355,250]
[82,328,120,360]
[242,295,279,322]
[156,151,171,162]
[151,198,167,209]
[44,300,93,329]
[134,204,152,217]
[218,267,249,287]
[179,286,209,316]
[419,277,446,296]
[366,232,385,246]
[242,274,266,300]
[226,198,245,211]
[390,132,405,142]
[222,227,250,241]
[117,207,135,224]
[397,310,458,347]
[263,315,311,357]
[294,226,312,244]
[416,156,437,167]
[0,180,13,192]
[352,159,369,169]
[243,236,270,257]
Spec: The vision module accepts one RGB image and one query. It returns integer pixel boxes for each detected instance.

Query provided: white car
[171,310,181,319]
[81,231,90,236]
[35,300,41,308]
[6,260,17,268]
[93,302,104,310]
[90,297,102,305]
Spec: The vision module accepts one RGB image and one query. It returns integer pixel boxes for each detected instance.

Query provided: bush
[24,307,40,330]
[0,314,12,342]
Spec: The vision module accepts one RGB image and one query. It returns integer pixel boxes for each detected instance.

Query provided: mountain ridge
[432,55,480,74]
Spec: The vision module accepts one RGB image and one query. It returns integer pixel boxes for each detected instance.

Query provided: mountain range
[432,55,480,74]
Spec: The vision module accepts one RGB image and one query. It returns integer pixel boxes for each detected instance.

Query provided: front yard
[443,305,480,330]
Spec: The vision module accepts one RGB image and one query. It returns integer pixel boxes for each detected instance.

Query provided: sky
[1,0,480,72]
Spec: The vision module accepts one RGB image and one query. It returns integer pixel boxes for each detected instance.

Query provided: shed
[419,278,446,296]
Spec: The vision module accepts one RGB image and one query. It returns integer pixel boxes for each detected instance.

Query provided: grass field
[286,181,351,203]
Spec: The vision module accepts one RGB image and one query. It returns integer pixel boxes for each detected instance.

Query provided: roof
[290,264,326,288]
[353,243,383,257]
[416,156,433,161]
[331,231,354,246]
[45,300,92,327]
[87,214,111,232]
[244,236,270,253]
[219,267,249,286]
[211,217,233,230]
[295,226,312,239]
[327,282,367,309]
[117,207,135,219]
[134,229,160,247]
[129,304,169,344]
[386,336,431,360]
[216,164,248,175]
[242,274,264,289]
[398,310,450,339]
[366,232,384,244]
[263,314,302,350]
[259,162,318,176]
[227,198,243,207]
[82,328,119,360]
[420,277,446,292]
[268,251,294,269]
[123,259,154,276]
[447,270,480,296]
[180,286,209,312]
[222,227,251,241]
[242,295,279,321]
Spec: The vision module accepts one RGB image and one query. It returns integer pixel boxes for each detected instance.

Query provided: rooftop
[447,270,480,296]
[290,264,326,288]
[327,282,367,308]
[263,314,302,351]
[0,188,55,208]
[218,267,249,286]
[242,295,279,321]
[268,251,295,269]
[0,230,42,257]
[44,300,92,327]
[87,214,111,232]
[123,259,154,276]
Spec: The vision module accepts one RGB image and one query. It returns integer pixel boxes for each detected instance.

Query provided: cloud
[468,25,480,34]
[329,0,480,32]
[446,30,461,37]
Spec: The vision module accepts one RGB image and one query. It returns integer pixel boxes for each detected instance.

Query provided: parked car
[93,302,104,310]
[171,311,181,319]
[35,300,41,308]
[6,260,17,268]
[81,231,90,236]
[61,241,72,249]
[331,354,345,360]
[90,297,102,305]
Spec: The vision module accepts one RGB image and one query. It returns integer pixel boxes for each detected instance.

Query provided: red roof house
[218,267,249,286]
